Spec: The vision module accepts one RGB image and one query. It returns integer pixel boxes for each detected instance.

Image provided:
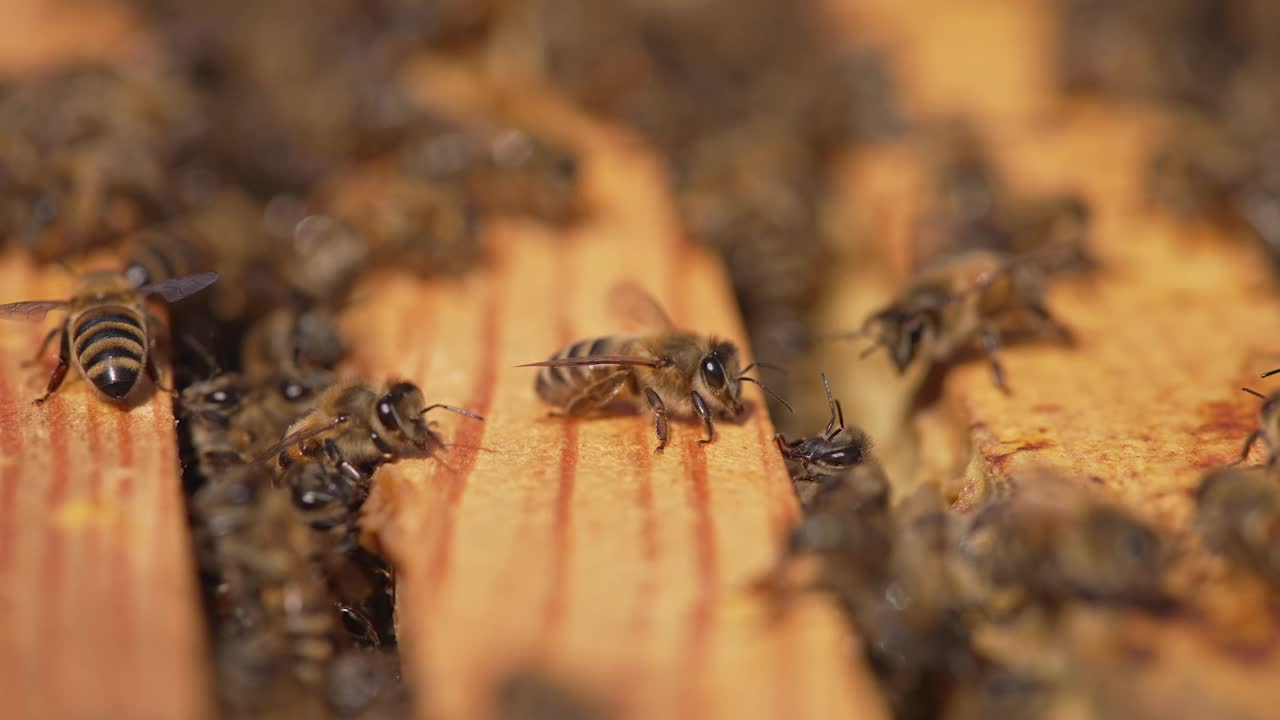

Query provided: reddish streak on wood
[618,418,658,702]
[0,353,22,578]
[42,399,71,668]
[681,436,717,717]
[423,270,503,615]
[542,243,579,648]
[543,422,578,646]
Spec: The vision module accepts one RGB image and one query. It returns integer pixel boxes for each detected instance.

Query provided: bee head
[696,340,744,415]
[375,381,437,451]
[864,308,930,372]
[785,428,872,475]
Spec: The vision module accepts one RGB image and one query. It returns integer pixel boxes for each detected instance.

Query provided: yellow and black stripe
[122,227,199,288]
[72,307,147,399]
[534,336,617,406]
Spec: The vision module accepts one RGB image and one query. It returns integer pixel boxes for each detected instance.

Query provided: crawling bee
[774,373,873,500]
[964,470,1171,612]
[179,370,332,473]
[519,284,788,453]
[1239,371,1280,469]
[1196,467,1280,587]
[259,379,483,482]
[849,249,1071,391]
[0,271,217,403]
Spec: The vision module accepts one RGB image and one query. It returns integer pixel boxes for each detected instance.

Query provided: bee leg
[1028,304,1074,344]
[21,327,60,368]
[1235,431,1261,465]
[33,330,71,406]
[691,391,716,446]
[644,388,669,455]
[981,328,1010,393]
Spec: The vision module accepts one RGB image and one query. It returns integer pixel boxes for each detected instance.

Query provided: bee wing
[138,271,219,303]
[607,282,675,331]
[251,415,350,466]
[0,300,68,321]
[515,355,667,369]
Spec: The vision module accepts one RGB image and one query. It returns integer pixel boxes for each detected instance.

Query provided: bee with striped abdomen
[0,270,218,403]
[519,284,789,454]
[241,305,346,378]
[258,379,483,482]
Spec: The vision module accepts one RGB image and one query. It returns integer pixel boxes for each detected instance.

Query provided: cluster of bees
[5,0,1280,718]
[0,0,589,717]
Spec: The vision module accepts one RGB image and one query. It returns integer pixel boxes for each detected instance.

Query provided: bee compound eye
[280,380,308,402]
[208,388,238,405]
[701,355,727,391]
[821,448,860,467]
[376,399,397,429]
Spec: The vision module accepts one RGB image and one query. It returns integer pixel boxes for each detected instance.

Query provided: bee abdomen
[73,309,147,399]
[535,336,619,406]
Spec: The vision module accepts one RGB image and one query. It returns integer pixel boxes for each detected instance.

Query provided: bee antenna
[858,341,883,360]
[420,404,485,421]
[181,334,222,376]
[1263,369,1280,378]
[741,361,788,375]
[739,376,794,413]
[1242,387,1268,400]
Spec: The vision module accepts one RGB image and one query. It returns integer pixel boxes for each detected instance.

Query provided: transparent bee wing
[607,282,675,331]
[252,416,350,465]
[0,300,68,321]
[139,271,219,303]
[515,355,668,369]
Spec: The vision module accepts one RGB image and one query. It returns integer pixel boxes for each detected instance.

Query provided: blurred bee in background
[0,63,196,261]
[399,123,584,226]
[328,172,483,279]
[493,668,612,720]
[260,379,483,482]
[326,649,410,719]
[193,465,341,718]
[0,271,218,403]
[1196,466,1280,587]
[847,249,1072,391]
[241,305,347,378]
[774,374,875,506]
[520,284,789,454]
[963,470,1172,614]
[766,477,976,719]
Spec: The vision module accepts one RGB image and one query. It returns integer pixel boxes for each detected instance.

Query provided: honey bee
[241,305,347,377]
[327,649,409,719]
[179,370,333,473]
[964,470,1171,612]
[259,379,483,482]
[849,249,1071,391]
[774,374,874,502]
[0,271,218,403]
[1196,467,1280,587]
[194,465,340,711]
[520,284,788,454]
[494,668,611,720]
[1238,372,1280,469]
